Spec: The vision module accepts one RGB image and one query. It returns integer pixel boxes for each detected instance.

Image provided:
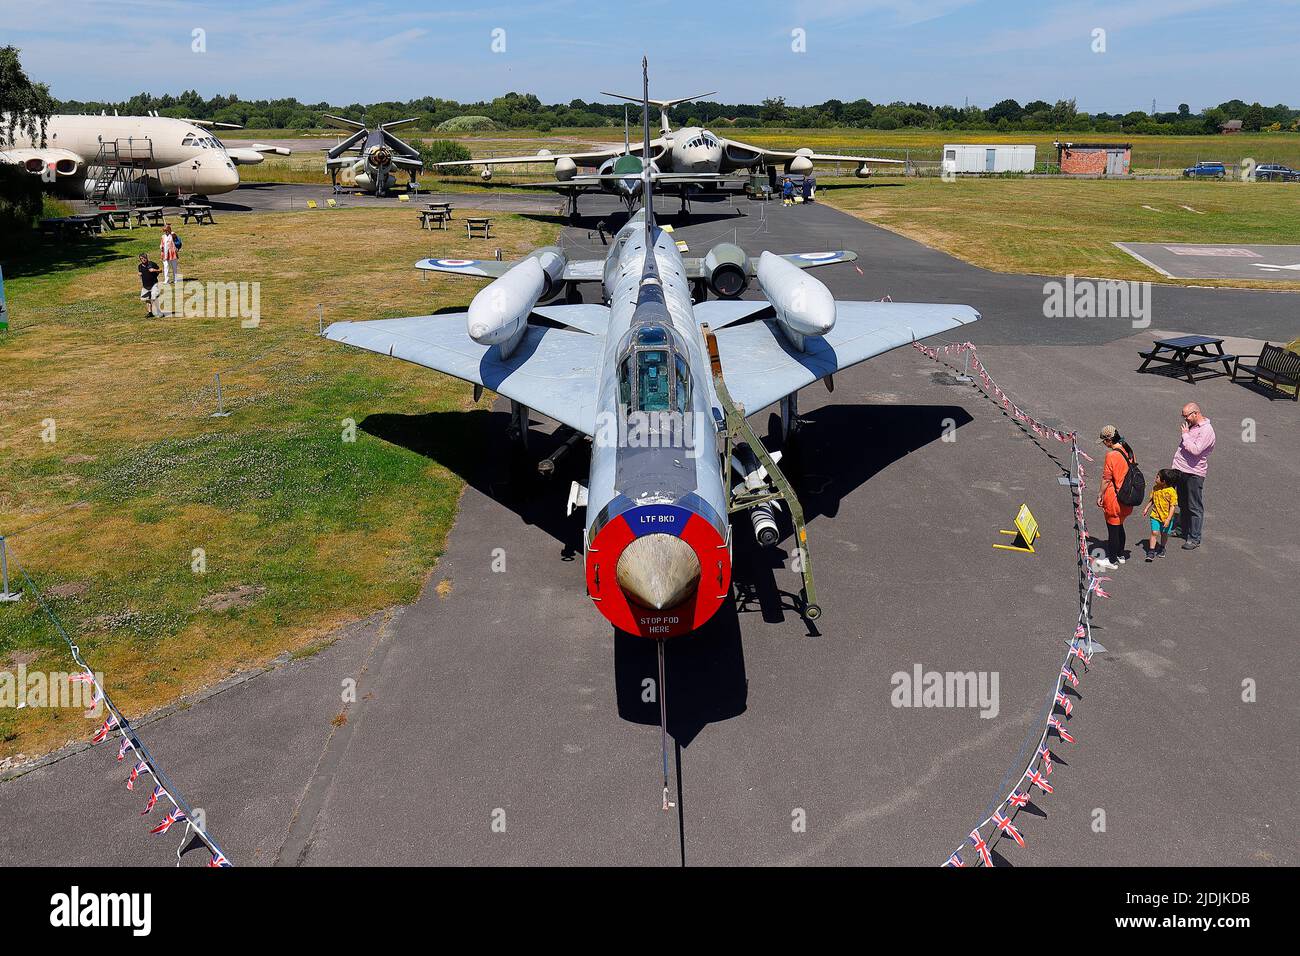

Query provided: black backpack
[1116,446,1145,507]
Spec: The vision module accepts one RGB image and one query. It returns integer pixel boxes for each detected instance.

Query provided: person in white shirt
[160,224,182,284]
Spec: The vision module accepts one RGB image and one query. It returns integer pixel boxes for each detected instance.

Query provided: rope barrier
[912,340,1107,867]
[5,543,233,866]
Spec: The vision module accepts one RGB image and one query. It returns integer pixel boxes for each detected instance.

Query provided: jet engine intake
[701,242,749,299]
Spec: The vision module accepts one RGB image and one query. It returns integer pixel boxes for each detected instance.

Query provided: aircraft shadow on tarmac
[524,204,748,233]
[724,402,975,628]
[360,408,588,558]
[614,609,748,747]
[360,401,973,744]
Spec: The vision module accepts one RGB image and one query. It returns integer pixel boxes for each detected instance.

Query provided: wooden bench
[134,206,165,227]
[465,217,492,239]
[419,209,450,230]
[100,209,134,229]
[181,204,216,225]
[1232,343,1300,401]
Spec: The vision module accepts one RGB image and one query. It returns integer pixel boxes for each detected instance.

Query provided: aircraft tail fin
[601,89,716,133]
[323,113,366,131]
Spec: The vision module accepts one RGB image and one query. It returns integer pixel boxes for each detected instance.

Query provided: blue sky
[5,0,1299,111]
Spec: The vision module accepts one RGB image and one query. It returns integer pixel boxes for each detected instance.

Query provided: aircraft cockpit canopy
[181,133,221,149]
[618,324,691,415]
[684,134,719,150]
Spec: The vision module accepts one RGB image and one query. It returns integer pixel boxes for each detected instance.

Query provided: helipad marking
[1166,247,1260,257]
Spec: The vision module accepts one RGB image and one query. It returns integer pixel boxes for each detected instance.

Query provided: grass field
[819,177,1300,291]
[0,208,559,759]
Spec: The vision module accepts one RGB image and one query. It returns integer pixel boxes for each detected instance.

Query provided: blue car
[1183,162,1226,179]
[1255,163,1300,182]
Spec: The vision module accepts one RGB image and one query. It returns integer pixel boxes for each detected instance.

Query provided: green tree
[0,46,55,147]
[759,97,788,123]
[418,139,471,175]
[1242,102,1264,131]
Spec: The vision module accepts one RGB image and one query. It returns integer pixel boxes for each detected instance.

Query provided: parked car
[1183,162,1226,179]
[1254,163,1300,182]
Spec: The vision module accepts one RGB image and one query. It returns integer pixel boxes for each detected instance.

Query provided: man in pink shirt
[1172,401,1215,550]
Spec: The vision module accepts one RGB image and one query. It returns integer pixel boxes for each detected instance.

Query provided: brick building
[1054,142,1132,175]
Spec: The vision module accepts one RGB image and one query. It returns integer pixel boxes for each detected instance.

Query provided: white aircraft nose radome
[616,534,701,611]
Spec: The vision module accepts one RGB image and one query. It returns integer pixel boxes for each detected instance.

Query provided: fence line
[4,542,233,866]
[912,340,1107,867]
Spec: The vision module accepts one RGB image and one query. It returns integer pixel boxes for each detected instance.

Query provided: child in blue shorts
[1141,469,1179,560]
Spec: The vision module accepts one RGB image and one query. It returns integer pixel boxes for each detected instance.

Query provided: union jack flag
[1060,665,1079,688]
[208,852,231,868]
[117,736,135,761]
[150,808,185,835]
[127,760,147,790]
[141,784,166,815]
[1055,691,1073,717]
[968,828,992,867]
[944,852,963,868]
[1038,745,1053,774]
[1071,640,1091,664]
[1027,767,1054,794]
[91,715,118,744]
[992,809,1025,848]
[68,672,94,687]
[1049,716,1075,743]
[1008,790,1029,808]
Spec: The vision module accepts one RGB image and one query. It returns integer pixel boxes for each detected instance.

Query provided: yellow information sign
[993,503,1040,553]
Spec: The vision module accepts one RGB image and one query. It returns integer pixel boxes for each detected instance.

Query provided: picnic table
[1137,334,1236,383]
[39,216,103,238]
[134,206,166,227]
[426,201,452,217]
[419,208,450,230]
[181,204,216,225]
[465,216,492,239]
[99,209,135,229]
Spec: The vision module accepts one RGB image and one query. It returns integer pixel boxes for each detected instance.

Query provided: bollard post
[956,349,972,383]
[0,536,22,602]
[210,373,231,418]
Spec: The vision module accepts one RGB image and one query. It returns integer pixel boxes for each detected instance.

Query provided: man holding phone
[1172,402,1215,550]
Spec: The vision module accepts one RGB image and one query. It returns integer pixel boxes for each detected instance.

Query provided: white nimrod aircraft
[0,113,290,200]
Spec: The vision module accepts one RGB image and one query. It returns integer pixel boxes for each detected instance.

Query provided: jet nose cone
[616,534,701,611]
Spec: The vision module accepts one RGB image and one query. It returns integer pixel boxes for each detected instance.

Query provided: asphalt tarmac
[3,190,1296,866]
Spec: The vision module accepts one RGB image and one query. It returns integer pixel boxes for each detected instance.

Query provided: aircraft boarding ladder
[87,138,153,208]
[703,324,822,624]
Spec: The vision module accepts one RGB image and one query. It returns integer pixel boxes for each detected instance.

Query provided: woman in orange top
[1096,424,1135,570]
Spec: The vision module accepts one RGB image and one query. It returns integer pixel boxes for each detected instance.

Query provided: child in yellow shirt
[1141,469,1179,560]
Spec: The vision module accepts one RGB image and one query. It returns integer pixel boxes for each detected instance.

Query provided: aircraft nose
[616,533,701,611]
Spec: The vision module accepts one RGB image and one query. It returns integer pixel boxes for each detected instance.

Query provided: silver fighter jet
[324,63,978,639]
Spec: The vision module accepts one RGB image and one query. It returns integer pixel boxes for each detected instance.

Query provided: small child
[1141,468,1179,560]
